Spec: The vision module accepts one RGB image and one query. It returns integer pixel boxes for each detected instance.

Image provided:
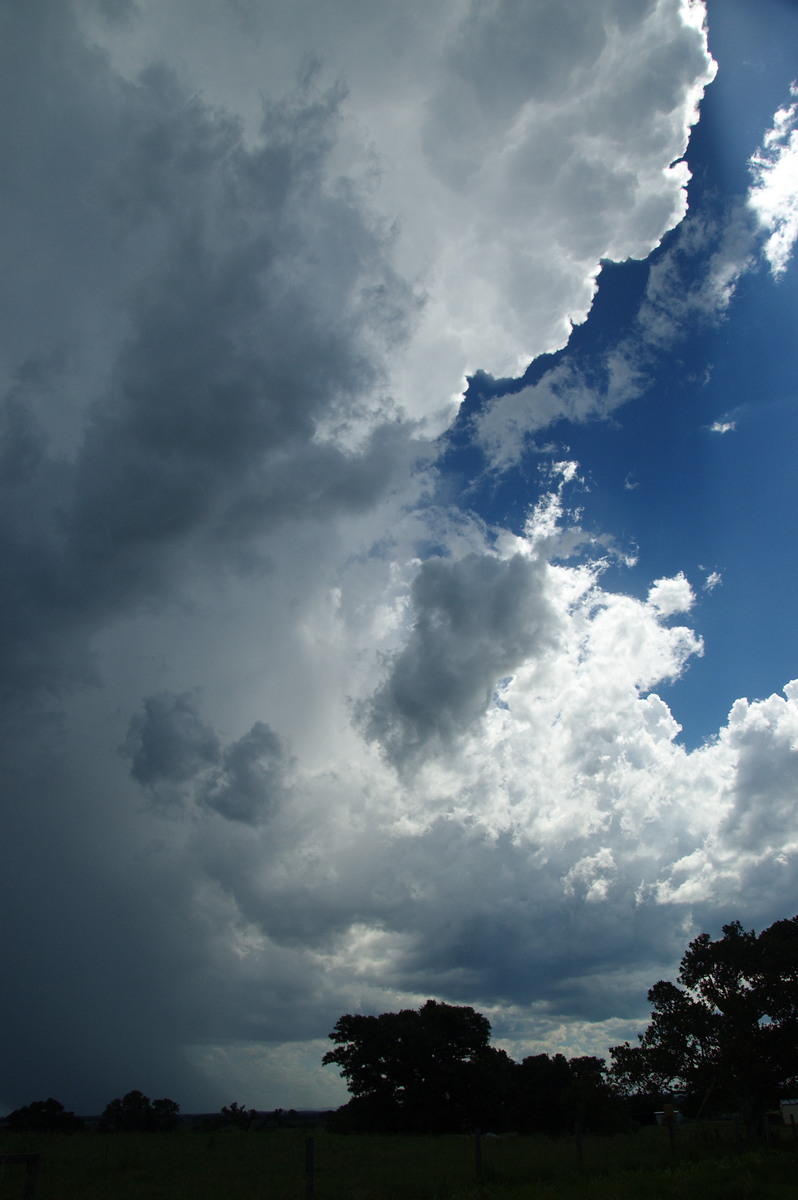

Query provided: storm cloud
[363,551,559,767]
[3,0,798,1119]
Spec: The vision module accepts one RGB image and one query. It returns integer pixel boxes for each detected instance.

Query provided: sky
[2,0,798,1115]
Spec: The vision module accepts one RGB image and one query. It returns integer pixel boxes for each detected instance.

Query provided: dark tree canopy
[610,916,798,1126]
[4,1098,83,1133]
[99,1089,180,1132]
[219,1101,258,1130]
[323,999,622,1134]
[324,1000,490,1095]
[323,999,494,1132]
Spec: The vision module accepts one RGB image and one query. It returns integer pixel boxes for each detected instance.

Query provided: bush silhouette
[99,1090,179,1132]
[4,1098,83,1133]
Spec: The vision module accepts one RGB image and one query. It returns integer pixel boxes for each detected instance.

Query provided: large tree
[323,999,623,1134]
[610,916,798,1127]
[323,999,510,1132]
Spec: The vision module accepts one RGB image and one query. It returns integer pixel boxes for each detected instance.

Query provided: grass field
[2,1123,798,1199]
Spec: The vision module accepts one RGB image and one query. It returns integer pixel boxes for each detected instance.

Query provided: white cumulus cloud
[749,84,798,277]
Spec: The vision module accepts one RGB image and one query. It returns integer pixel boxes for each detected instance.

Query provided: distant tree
[261,1107,294,1130]
[323,999,499,1132]
[610,916,798,1129]
[149,1096,181,1131]
[99,1090,180,1132]
[4,1098,83,1133]
[220,1101,257,1130]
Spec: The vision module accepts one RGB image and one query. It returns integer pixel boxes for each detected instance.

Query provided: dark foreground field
[2,1123,798,1199]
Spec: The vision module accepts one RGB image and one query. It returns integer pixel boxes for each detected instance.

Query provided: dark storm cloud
[0,0,418,706]
[214,421,425,535]
[362,552,559,766]
[0,0,420,1111]
[178,795,687,1032]
[0,358,56,485]
[0,729,223,1113]
[377,820,685,1021]
[68,71,412,559]
[123,692,220,791]
[201,721,292,825]
[123,692,291,824]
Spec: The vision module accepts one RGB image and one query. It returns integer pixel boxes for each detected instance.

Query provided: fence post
[305,1136,314,1200]
[474,1131,483,1180]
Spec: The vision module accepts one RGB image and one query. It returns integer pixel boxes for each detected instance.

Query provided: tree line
[323,1000,622,1134]
[1,1094,298,1134]
[323,915,798,1134]
[5,916,797,1138]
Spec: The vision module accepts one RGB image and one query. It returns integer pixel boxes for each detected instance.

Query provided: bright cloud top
[84,0,717,426]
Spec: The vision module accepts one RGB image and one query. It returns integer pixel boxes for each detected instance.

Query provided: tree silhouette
[323,998,622,1133]
[323,999,502,1132]
[610,916,798,1128]
[99,1089,180,1132]
[4,1098,83,1133]
[220,1101,258,1130]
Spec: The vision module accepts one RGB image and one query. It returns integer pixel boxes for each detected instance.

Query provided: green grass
[1,1123,797,1199]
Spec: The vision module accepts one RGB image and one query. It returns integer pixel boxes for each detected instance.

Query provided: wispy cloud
[471,201,755,469]
[748,84,798,277]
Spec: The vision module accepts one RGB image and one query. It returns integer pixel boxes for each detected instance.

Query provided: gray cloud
[123,691,220,791]
[123,692,290,824]
[0,1,419,708]
[362,552,559,767]
[0,725,224,1113]
[201,721,292,825]
[70,72,415,560]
